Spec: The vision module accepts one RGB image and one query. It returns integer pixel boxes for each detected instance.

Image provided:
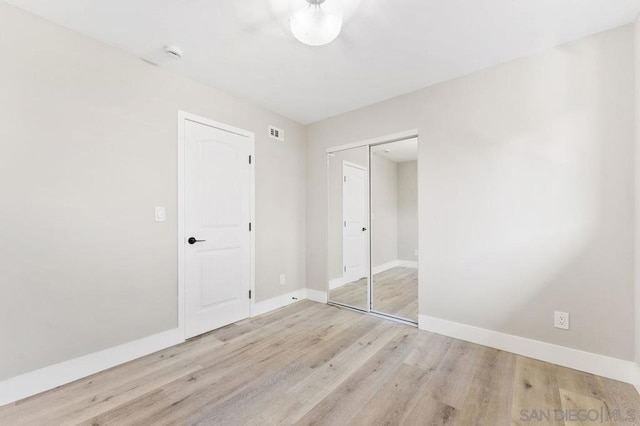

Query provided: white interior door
[343,162,368,283]
[184,119,252,339]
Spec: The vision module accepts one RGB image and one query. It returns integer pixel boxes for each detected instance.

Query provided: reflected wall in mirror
[371,138,418,322]
[327,146,369,310]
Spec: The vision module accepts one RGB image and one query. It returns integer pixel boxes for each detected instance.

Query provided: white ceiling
[6,0,640,124]
[372,138,418,163]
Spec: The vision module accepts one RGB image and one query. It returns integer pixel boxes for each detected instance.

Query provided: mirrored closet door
[327,146,370,311]
[370,139,418,322]
[327,138,418,323]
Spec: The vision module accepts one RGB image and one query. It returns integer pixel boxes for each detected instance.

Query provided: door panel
[199,248,241,306]
[343,163,367,282]
[185,119,251,339]
[200,142,242,226]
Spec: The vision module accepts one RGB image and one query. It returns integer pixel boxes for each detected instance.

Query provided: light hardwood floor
[330,267,418,322]
[1,300,638,425]
[372,267,418,321]
[329,276,368,310]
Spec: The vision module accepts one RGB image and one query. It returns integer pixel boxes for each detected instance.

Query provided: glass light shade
[290,1,342,46]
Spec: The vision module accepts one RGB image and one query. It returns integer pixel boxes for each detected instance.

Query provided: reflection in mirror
[371,138,418,322]
[327,146,369,311]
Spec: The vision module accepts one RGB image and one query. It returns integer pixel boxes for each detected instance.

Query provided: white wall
[0,2,306,380]
[635,14,640,366]
[307,25,635,360]
[397,161,418,262]
[371,154,398,268]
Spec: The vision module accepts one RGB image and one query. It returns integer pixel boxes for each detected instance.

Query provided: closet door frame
[326,129,419,324]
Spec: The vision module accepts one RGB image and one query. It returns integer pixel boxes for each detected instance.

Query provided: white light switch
[155,206,166,222]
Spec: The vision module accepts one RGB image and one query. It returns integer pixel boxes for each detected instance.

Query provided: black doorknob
[362,227,367,231]
[188,237,206,244]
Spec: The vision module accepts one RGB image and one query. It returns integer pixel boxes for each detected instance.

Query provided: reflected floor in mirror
[329,277,368,310]
[330,267,418,322]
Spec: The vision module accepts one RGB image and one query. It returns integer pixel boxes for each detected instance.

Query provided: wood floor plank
[559,388,615,426]
[420,339,484,409]
[372,267,419,321]
[98,326,334,424]
[456,346,516,425]
[404,331,453,371]
[399,393,458,425]
[295,327,419,426]
[279,320,402,424]
[295,313,381,369]
[511,357,564,426]
[0,337,221,425]
[191,361,313,425]
[330,267,418,321]
[1,300,638,426]
[596,376,640,423]
[554,363,613,416]
[352,363,431,426]
[59,361,203,426]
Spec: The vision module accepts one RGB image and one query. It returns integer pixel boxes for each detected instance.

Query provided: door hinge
[249,290,252,299]
[249,155,252,164]
[344,266,346,272]
[249,222,252,232]
[343,176,346,182]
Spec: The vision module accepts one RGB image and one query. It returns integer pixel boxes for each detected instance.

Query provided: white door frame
[326,129,419,154]
[177,110,256,341]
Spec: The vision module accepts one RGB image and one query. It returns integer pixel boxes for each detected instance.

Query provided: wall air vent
[269,126,284,141]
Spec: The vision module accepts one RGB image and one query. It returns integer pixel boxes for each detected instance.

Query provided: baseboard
[397,260,418,268]
[332,260,417,290]
[252,288,329,316]
[419,314,639,387]
[251,289,308,317]
[372,260,399,275]
[329,277,349,290]
[305,288,328,303]
[0,328,182,407]
[371,260,418,275]
[633,364,640,394]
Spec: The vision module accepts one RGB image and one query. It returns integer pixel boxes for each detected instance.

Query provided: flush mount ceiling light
[290,0,342,46]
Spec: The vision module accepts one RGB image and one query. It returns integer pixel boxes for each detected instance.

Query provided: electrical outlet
[554,311,569,330]
[280,274,286,286]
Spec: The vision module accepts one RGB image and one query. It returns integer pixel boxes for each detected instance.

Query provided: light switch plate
[155,206,166,222]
